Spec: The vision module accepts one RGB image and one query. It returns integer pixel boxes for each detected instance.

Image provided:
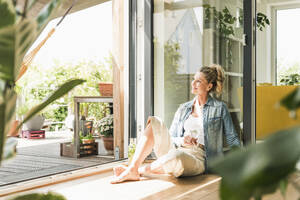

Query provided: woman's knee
[146,116,158,126]
[168,149,185,160]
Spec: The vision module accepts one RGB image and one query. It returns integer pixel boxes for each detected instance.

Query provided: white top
[183,99,205,146]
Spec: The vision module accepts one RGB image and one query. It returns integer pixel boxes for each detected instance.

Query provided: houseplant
[96,114,113,150]
[80,132,95,144]
[280,73,300,85]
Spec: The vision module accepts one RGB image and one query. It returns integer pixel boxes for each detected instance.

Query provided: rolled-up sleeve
[222,103,241,147]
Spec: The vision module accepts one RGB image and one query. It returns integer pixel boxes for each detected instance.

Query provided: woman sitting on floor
[111,64,241,184]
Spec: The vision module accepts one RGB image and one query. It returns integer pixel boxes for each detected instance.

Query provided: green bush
[17,58,113,123]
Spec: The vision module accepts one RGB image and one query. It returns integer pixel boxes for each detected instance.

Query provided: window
[276,8,300,85]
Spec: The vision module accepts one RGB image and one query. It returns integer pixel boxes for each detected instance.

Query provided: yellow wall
[256,86,300,139]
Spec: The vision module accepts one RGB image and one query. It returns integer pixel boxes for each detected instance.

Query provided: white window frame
[269,2,300,84]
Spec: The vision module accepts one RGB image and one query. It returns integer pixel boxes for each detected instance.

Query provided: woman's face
[191,72,212,96]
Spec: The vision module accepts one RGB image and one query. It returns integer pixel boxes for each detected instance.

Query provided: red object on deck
[21,130,45,139]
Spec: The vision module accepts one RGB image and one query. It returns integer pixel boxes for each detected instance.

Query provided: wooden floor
[1,163,299,200]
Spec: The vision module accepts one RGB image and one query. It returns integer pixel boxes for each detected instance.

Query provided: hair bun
[209,64,225,96]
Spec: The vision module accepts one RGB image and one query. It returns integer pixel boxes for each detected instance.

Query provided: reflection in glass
[153,0,244,142]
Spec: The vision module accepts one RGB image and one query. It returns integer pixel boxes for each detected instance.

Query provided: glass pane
[256,2,300,142]
[153,0,244,142]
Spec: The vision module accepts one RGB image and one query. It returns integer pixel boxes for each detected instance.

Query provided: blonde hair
[199,64,225,96]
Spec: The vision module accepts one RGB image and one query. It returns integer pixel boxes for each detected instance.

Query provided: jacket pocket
[208,117,222,134]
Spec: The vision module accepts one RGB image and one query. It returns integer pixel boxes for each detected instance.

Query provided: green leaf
[279,178,288,197]
[0,19,37,82]
[0,87,17,165]
[3,137,17,161]
[9,192,66,200]
[0,0,15,29]
[280,87,300,110]
[20,79,85,127]
[0,25,15,81]
[0,99,5,165]
[14,19,37,80]
[210,126,300,200]
[36,0,61,32]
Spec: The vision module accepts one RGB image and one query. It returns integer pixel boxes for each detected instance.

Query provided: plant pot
[60,142,98,157]
[24,115,45,131]
[98,82,113,97]
[82,139,95,144]
[102,136,113,150]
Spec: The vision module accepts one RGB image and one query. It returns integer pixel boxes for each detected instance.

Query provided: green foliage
[277,61,300,85]
[280,74,300,86]
[79,131,93,144]
[128,143,136,160]
[9,192,66,200]
[0,0,15,29]
[44,105,68,122]
[203,5,236,38]
[3,137,17,161]
[280,87,300,116]
[210,86,300,200]
[17,58,113,122]
[80,132,93,140]
[19,79,85,130]
[203,4,270,35]
[256,12,270,31]
[210,126,300,200]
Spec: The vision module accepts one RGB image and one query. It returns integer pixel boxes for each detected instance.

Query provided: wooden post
[112,0,124,158]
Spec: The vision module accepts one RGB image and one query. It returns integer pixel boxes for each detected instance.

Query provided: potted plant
[80,132,95,144]
[80,132,96,155]
[96,114,113,150]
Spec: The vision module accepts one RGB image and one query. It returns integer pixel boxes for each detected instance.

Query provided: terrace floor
[0,131,115,187]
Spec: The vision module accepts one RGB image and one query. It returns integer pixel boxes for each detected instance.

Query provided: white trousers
[147,116,205,177]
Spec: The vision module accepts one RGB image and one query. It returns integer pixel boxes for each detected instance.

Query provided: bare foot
[111,167,140,184]
[113,165,127,176]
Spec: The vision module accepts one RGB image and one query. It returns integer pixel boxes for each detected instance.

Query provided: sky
[29,1,112,68]
[277,8,300,69]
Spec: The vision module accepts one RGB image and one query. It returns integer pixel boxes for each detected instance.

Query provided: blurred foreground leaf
[280,87,300,111]
[9,192,67,200]
[20,79,85,127]
[3,137,17,161]
[210,126,300,200]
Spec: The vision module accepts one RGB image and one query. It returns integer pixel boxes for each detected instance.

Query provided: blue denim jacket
[169,95,241,171]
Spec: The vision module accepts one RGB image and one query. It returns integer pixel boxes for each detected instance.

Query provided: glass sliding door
[153,0,244,145]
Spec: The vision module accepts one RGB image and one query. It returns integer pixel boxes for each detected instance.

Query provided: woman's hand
[183,135,197,145]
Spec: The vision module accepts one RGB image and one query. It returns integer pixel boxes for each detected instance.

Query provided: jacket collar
[187,95,214,109]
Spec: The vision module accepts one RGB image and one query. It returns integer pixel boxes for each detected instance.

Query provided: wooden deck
[0,132,115,187]
[1,161,299,200]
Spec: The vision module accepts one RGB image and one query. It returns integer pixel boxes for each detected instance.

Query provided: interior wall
[257,1,272,84]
